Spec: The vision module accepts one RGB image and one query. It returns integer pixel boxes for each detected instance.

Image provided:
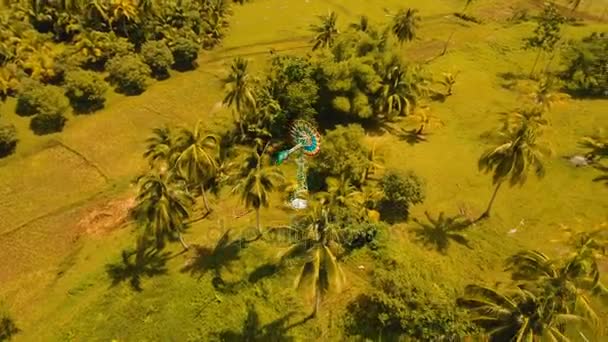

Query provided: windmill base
[290,198,308,210]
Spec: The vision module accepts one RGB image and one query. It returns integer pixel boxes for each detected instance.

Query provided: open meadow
[0,0,607,341]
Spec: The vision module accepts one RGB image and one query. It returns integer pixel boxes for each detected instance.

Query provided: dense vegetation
[0,0,606,341]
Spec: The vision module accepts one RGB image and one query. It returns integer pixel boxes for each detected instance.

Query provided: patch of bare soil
[77,195,135,236]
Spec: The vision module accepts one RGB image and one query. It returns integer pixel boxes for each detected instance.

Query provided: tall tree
[526,77,569,111]
[310,10,339,50]
[272,200,345,318]
[524,3,564,76]
[223,57,257,137]
[477,122,549,220]
[391,8,420,45]
[133,172,194,250]
[174,121,219,213]
[458,284,587,341]
[143,126,175,171]
[232,148,284,237]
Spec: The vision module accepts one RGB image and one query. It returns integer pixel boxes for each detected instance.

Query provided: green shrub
[64,70,108,113]
[561,32,608,98]
[106,55,151,95]
[344,266,478,340]
[16,81,70,118]
[170,37,200,71]
[30,112,67,135]
[379,170,425,223]
[141,40,174,79]
[343,221,387,251]
[0,124,18,158]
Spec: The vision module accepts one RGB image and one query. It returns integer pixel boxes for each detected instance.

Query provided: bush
[344,266,478,340]
[16,81,70,118]
[106,55,151,95]
[343,221,387,251]
[30,112,67,135]
[141,41,174,79]
[64,70,108,113]
[561,32,608,98]
[379,170,425,223]
[0,124,18,158]
[170,37,200,71]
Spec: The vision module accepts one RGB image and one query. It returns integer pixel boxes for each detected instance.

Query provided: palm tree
[458,284,586,341]
[438,71,458,96]
[321,176,364,214]
[84,0,110,29]
[222,57,257,137]
[527,77,569,112]
[407,105,443,135]
[272,200,345,318]
[580,130,608,162]
[143,126,175,171]
[132,172,194,250]
[310,11,339,50]
[108,0,139,36]
[391,8,420,45]
[376,61,411,119]
[174,121,219,213]
[477,122,549,220]
[362,139,385,181]
[232,148,284,237]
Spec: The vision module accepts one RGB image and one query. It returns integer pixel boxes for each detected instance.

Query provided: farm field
[0,0,606,341]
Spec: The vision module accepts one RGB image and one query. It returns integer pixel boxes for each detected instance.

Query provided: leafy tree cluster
[344,264,478,340]
[560,32,608,98]
[379,169,425,222]
[0,0,253,135]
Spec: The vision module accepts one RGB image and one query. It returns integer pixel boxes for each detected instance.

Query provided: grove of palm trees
[0,0,606,341]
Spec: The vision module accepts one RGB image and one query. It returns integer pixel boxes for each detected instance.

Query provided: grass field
[0,0,607,340]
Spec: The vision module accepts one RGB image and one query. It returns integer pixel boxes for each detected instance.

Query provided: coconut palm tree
[458,284,587,341]
[310,10,339,51]
[143,126,175,171]
[222,57,257,137]
[438,71,458,96]
[84,0,110,29]
[232,148,284,237]
[580,130,608,162]
[273,200,345,318]
[362,139,385,181]
[174,121,219,213]
[477,122,549,220]
[527,77,569,112]
[407,105,443,135]
[108,0,139,36]
[376,61,412,119]
[321,176,364,215]
[391,8,420,45]
[132,172,194,250]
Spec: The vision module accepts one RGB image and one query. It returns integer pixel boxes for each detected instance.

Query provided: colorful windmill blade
[290,120,321,156]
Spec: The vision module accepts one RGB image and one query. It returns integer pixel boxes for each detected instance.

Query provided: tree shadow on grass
[393,128,430,146]
[180,229,248,285]
[214,303,314,342]
[593,165,608,186]
[105,248,170,292]
[411,211,473,255]
[248,263,280,284]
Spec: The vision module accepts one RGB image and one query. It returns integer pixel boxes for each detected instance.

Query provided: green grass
[1,0,607,340]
